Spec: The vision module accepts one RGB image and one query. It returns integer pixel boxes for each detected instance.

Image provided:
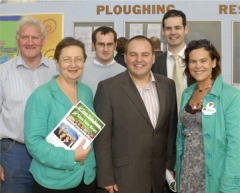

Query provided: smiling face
[93,32,116,64]
[16,24,45,62]
[124,38,155,81]
[162,16,188,52]
[188,48,216,85]
[57,45,85,83]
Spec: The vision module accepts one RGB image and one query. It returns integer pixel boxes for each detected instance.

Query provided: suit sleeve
[166,80,178,171]
[94,81,115,187]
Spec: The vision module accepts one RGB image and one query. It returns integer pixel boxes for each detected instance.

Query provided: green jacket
[175,75,240,193]
[24,76,96,189]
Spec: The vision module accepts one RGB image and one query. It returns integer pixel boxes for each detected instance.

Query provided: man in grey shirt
[0,17,58,193]
[79,26,126,95]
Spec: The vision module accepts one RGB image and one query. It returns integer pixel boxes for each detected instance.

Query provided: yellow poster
[0,13,63,64]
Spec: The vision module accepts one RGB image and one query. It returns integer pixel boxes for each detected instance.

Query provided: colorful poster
[0,13,63,64]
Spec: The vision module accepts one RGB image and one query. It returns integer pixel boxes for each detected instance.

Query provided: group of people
[0,9,239,193]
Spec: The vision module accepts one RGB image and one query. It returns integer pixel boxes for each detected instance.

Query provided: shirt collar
[167,44,186,59]
[16,54,50,68]
[133,71,156,90]
[94,58,115,66]
[150,71,156,83]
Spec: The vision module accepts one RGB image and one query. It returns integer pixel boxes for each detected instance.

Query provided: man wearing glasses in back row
[79,26,126,95]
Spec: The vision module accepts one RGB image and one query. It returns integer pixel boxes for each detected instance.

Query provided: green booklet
[46,101,105,150]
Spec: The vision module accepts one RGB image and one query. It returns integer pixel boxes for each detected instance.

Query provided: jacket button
[235,178,240,185]
[204,134,211,138]
[206,152,212,158]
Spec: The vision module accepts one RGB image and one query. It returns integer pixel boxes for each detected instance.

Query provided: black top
[114,53,127,67]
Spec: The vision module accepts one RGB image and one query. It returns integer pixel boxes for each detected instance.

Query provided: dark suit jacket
[94,70,178,193]
[155,50,163,58]
[152,51,195,86]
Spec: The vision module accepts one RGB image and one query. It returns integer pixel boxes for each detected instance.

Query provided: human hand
[0,165,5,182]
[104,184,118,193]
[74,138,91,165]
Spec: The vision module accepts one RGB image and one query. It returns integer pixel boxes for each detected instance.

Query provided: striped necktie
[171,54,184,112]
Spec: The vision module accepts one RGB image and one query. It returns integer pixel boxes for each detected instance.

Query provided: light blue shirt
[0,54,58,143]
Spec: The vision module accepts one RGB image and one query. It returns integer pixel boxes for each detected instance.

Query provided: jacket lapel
[155,76,167,130]
[121,72,153,127]
[49,77,73,110]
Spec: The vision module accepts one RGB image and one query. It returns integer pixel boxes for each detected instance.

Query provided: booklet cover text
[46,101,105,150]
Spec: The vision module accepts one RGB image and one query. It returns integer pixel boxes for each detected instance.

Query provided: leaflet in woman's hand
[46,101,105,150]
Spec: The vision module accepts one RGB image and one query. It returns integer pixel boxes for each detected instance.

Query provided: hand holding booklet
[46,101,105,150]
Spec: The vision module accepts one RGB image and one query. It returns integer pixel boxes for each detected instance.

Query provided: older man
[0,17,58,193]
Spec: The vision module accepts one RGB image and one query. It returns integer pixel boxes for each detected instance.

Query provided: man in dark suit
[94,35,177,193]
[152,9,194,112]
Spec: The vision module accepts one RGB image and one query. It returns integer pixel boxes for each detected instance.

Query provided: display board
[74,21,114,51]
[232,21,240,85]
[124,21,222,55]
[73,21,114,62]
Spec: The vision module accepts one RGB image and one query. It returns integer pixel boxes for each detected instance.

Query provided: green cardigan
[175,75,240,193]
[24,76,96,189]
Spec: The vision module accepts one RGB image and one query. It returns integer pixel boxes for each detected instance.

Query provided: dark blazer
[94,70,178,193]
[152,51,195,86]
[155,50,163,58]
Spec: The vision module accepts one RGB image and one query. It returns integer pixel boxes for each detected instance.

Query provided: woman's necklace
[189,82,213,110]
[196,84,213,92]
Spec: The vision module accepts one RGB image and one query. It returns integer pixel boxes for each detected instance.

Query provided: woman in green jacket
[175,39,240,193]
[24,37,96,192]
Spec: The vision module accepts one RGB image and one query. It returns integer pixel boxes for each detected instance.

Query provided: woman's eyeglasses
[59,57,84,65]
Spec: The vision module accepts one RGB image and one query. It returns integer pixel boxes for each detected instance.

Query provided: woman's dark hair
[184,39,221,82]
[54,37,87,62]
